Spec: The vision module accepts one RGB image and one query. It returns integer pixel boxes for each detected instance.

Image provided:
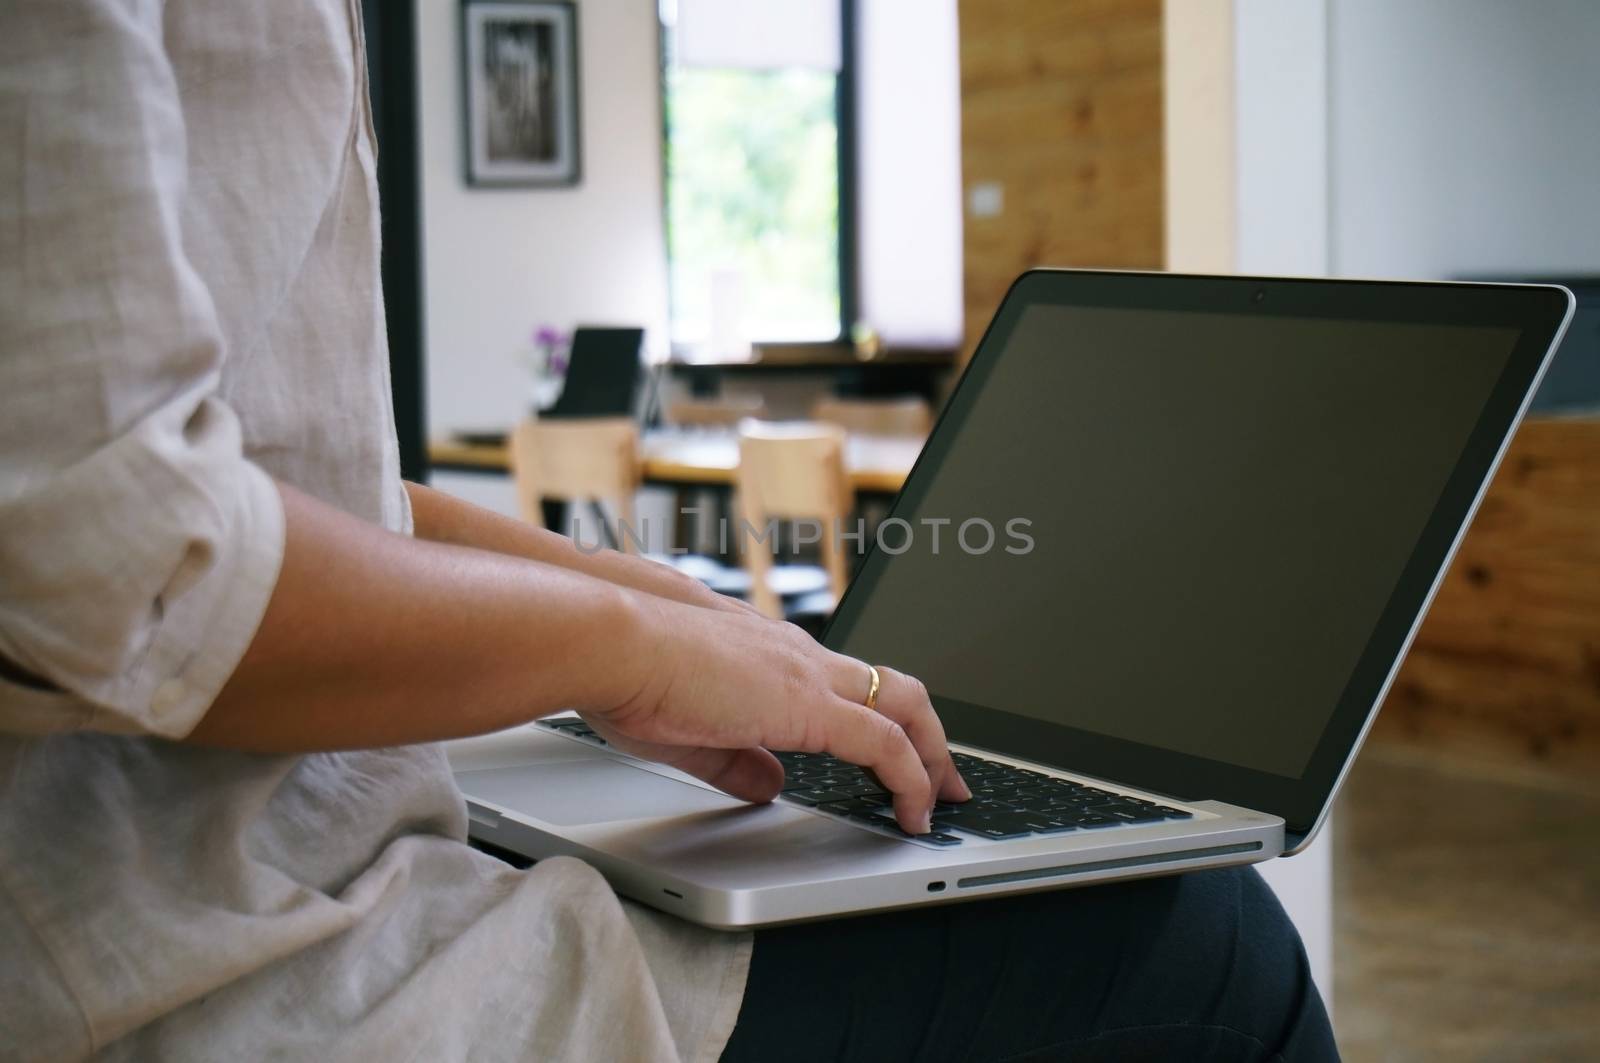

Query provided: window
[661,0,846,352]
[659,0,964,355]
[665,67,841,347]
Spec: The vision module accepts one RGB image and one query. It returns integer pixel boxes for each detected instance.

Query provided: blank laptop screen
[829,302,1519,781]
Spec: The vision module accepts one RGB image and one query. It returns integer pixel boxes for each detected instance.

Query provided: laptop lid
[824,271,1574,843]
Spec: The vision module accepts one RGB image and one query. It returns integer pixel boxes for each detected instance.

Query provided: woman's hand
[194,482,965,834]
[586,598,971,835]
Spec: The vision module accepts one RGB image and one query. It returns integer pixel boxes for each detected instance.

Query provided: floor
[1332,743,1600,1061]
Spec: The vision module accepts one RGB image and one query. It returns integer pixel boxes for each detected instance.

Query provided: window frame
[656,0,859,352]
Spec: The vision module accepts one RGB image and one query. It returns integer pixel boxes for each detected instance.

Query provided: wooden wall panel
[958,0,1165,361]
[1373,418,1600,780]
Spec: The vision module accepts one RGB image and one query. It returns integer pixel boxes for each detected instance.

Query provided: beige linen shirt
[0,1,749,1059]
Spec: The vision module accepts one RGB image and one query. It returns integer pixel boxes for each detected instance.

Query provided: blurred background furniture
[812,395,933,436]
[735,421,853,628]
[666,395,767,428]
[667,344,957,406]
[662,395,767,555]
[511,416,752,595]
[510,418,641,550]
[544,327,646,420]
[431,427,921,498]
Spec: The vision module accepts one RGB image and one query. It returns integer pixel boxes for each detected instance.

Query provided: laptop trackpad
[457,760,746,825]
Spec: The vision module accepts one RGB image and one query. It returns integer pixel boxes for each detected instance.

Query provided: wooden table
[428,428,923,496]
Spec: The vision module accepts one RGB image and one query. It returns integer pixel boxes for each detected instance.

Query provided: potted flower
[521,324,571,413]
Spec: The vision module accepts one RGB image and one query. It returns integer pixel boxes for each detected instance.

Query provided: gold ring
[863,664,881,712]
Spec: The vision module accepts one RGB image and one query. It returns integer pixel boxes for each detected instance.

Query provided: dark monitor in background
[1465,277,1599,411]
[544,327,646,419]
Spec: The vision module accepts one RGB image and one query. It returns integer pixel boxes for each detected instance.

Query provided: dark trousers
[722,866,1338,1062]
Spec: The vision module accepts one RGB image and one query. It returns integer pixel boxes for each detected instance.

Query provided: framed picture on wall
[461,0,581,187]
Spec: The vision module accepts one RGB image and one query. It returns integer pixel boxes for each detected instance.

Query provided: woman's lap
[721,866,1338,1062]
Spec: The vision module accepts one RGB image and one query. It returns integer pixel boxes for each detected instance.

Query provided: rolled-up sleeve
[0,0,285,737]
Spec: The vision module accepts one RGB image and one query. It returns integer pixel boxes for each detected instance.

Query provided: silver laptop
[449,271,1574,929]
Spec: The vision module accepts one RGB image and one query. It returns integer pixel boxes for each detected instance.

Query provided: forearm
[407,480,608,567]
[188,482,658,753]
[405,481,745,612]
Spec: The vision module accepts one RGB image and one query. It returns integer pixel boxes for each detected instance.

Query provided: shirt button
[152,678,187,718]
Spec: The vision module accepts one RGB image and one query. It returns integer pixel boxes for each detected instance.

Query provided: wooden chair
[510,417,643,551]
[663,396,767,560]
[667,395,767,427]
[510,417,752,597]
[812,395,933,436]
[735,421,853,620]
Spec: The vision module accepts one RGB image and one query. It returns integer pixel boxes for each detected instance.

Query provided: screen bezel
[823,270,1573,838]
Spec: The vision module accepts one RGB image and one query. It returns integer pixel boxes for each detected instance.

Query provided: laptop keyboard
[776,750,1193,845]
[537,718,1192,847]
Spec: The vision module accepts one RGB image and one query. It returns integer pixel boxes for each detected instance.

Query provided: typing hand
[583,599,971,835]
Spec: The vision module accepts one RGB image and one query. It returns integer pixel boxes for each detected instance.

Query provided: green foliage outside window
[665,67,841,345]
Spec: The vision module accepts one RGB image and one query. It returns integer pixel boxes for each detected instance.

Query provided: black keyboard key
[1042,809,1087,826]
[847,809,896,827]
[818,797,891,818]
[786,789,853,806]
[928,808,987,827]
[781,748,1172,843]
[947,819,1035,841]
[934,811,1038,840]
[854,810,964,845]
[1073,813,1120,829]
[853,807,914,831]
[1020,816,1080,835]
[1089,803,1169,824]
[1111,809,1169,824]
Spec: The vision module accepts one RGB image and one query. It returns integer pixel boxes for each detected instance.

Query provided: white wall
[1234,0,1327,278]
[1328,0,1600,280]
[1166,0,1338,1007]
[857,0,963,348]
[1233,1,1338,1008]
[417,0,670,443]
